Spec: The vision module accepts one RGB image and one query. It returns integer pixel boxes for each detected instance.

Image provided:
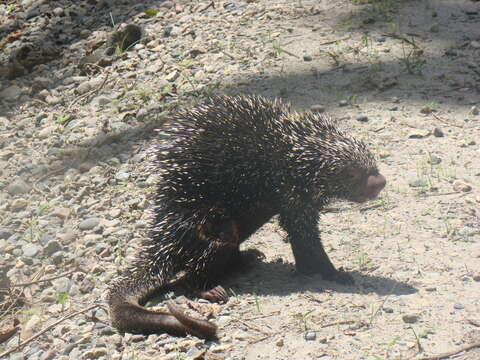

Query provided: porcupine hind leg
[187,218,264,303]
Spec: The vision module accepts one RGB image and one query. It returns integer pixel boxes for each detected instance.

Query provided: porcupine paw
[198,285,229,303]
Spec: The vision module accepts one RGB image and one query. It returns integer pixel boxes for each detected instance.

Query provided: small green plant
[55,292,70,311]
[145,9,159,17]
[56,115,72,125]
[355,253,377,272]
[399,45,426,75]
[254,294,262,313]
[293,310,315,332]
[410,326,423,353]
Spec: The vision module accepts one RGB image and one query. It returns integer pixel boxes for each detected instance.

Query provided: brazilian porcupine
[107,95,386,339]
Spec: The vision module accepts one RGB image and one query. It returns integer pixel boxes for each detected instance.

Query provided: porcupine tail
[107,266,217,339]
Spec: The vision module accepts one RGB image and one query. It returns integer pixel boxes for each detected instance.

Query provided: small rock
[10,198,28,211]
[408,130,430,139]
[45,95,61,105]
[310,104,325,113]
[471,41,480,49]
[427,154,442,165]
[38,126,56,139]
[433,127,444,137]
[52,278,71,293]
[304,331,316,341]
[44,240,62,257]
[276,338,284,346]
[22,243,41,258]
[115,170,130,182]
[52,7,64,16]
[383,307,394,313]
[357,115,368,122]
[402,314,420,324]
[7,179,31,196]
[52,207,71,219]
[339,100,348,107]
[210,344,230,353]
[81,348,107,359]
[165,70,180,82]
[425,287,437,292]
[0,85,22,101]
[453,303,464,310]
[445,49,457,56]
[453,180,472,193]
[420,106,434,114]
[79,217,101,231]
[303,55,312,61]
[21,315,42,340]
[470,105,479,115]
[80,29,91,39]
[473,275,480,282]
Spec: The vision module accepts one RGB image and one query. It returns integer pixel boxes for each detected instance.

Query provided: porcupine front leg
[279,207,354,285]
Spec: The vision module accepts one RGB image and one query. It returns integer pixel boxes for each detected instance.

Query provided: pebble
[433,127,444,137]
[310,104,325,113]
[44,240,62,256]
[383,307,394,313]
[339,100,348,107]
[53,7,64,16]
[408,130,430,139]
[409,179,428,188]
[52,278,72,293]
[427,154,442,165]
[452,180,472,192]
[303,55,312,61]
[10,198,28,211]
[79,218,101,231]
[304,331,316,341]
[80,348,107,359]
[357,115,368,122]
[115,170,130,182]
[453,303,464,310]
[7,179,31,196]
[402,314,420,324]
[22,243,41,258]
[0,85,22,101]
[471,105,479,115]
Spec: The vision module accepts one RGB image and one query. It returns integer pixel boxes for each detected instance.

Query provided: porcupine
[107,95,386,339]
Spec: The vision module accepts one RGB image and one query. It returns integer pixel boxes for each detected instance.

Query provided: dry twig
[413,342,480,360]
[0,304,100,358]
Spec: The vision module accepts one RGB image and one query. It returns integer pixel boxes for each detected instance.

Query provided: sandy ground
[0,0,479,359]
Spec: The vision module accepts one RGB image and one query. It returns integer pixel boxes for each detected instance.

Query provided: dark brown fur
[107,95,386,339]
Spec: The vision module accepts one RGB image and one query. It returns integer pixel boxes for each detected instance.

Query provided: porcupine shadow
[221,252,417,298]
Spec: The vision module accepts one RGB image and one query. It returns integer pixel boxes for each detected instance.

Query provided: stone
[79,218,100,230]
[7,179,31,196]
[433,127,444,137]
[10,198,28,211]
[402,314,420,324]
[408,130,430,139]
[22,243,41,258]
[453,181,472,192]
[304,331,316,341]
[44,240,62,256]
[310,104,325,113]
[0,85,22,101]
